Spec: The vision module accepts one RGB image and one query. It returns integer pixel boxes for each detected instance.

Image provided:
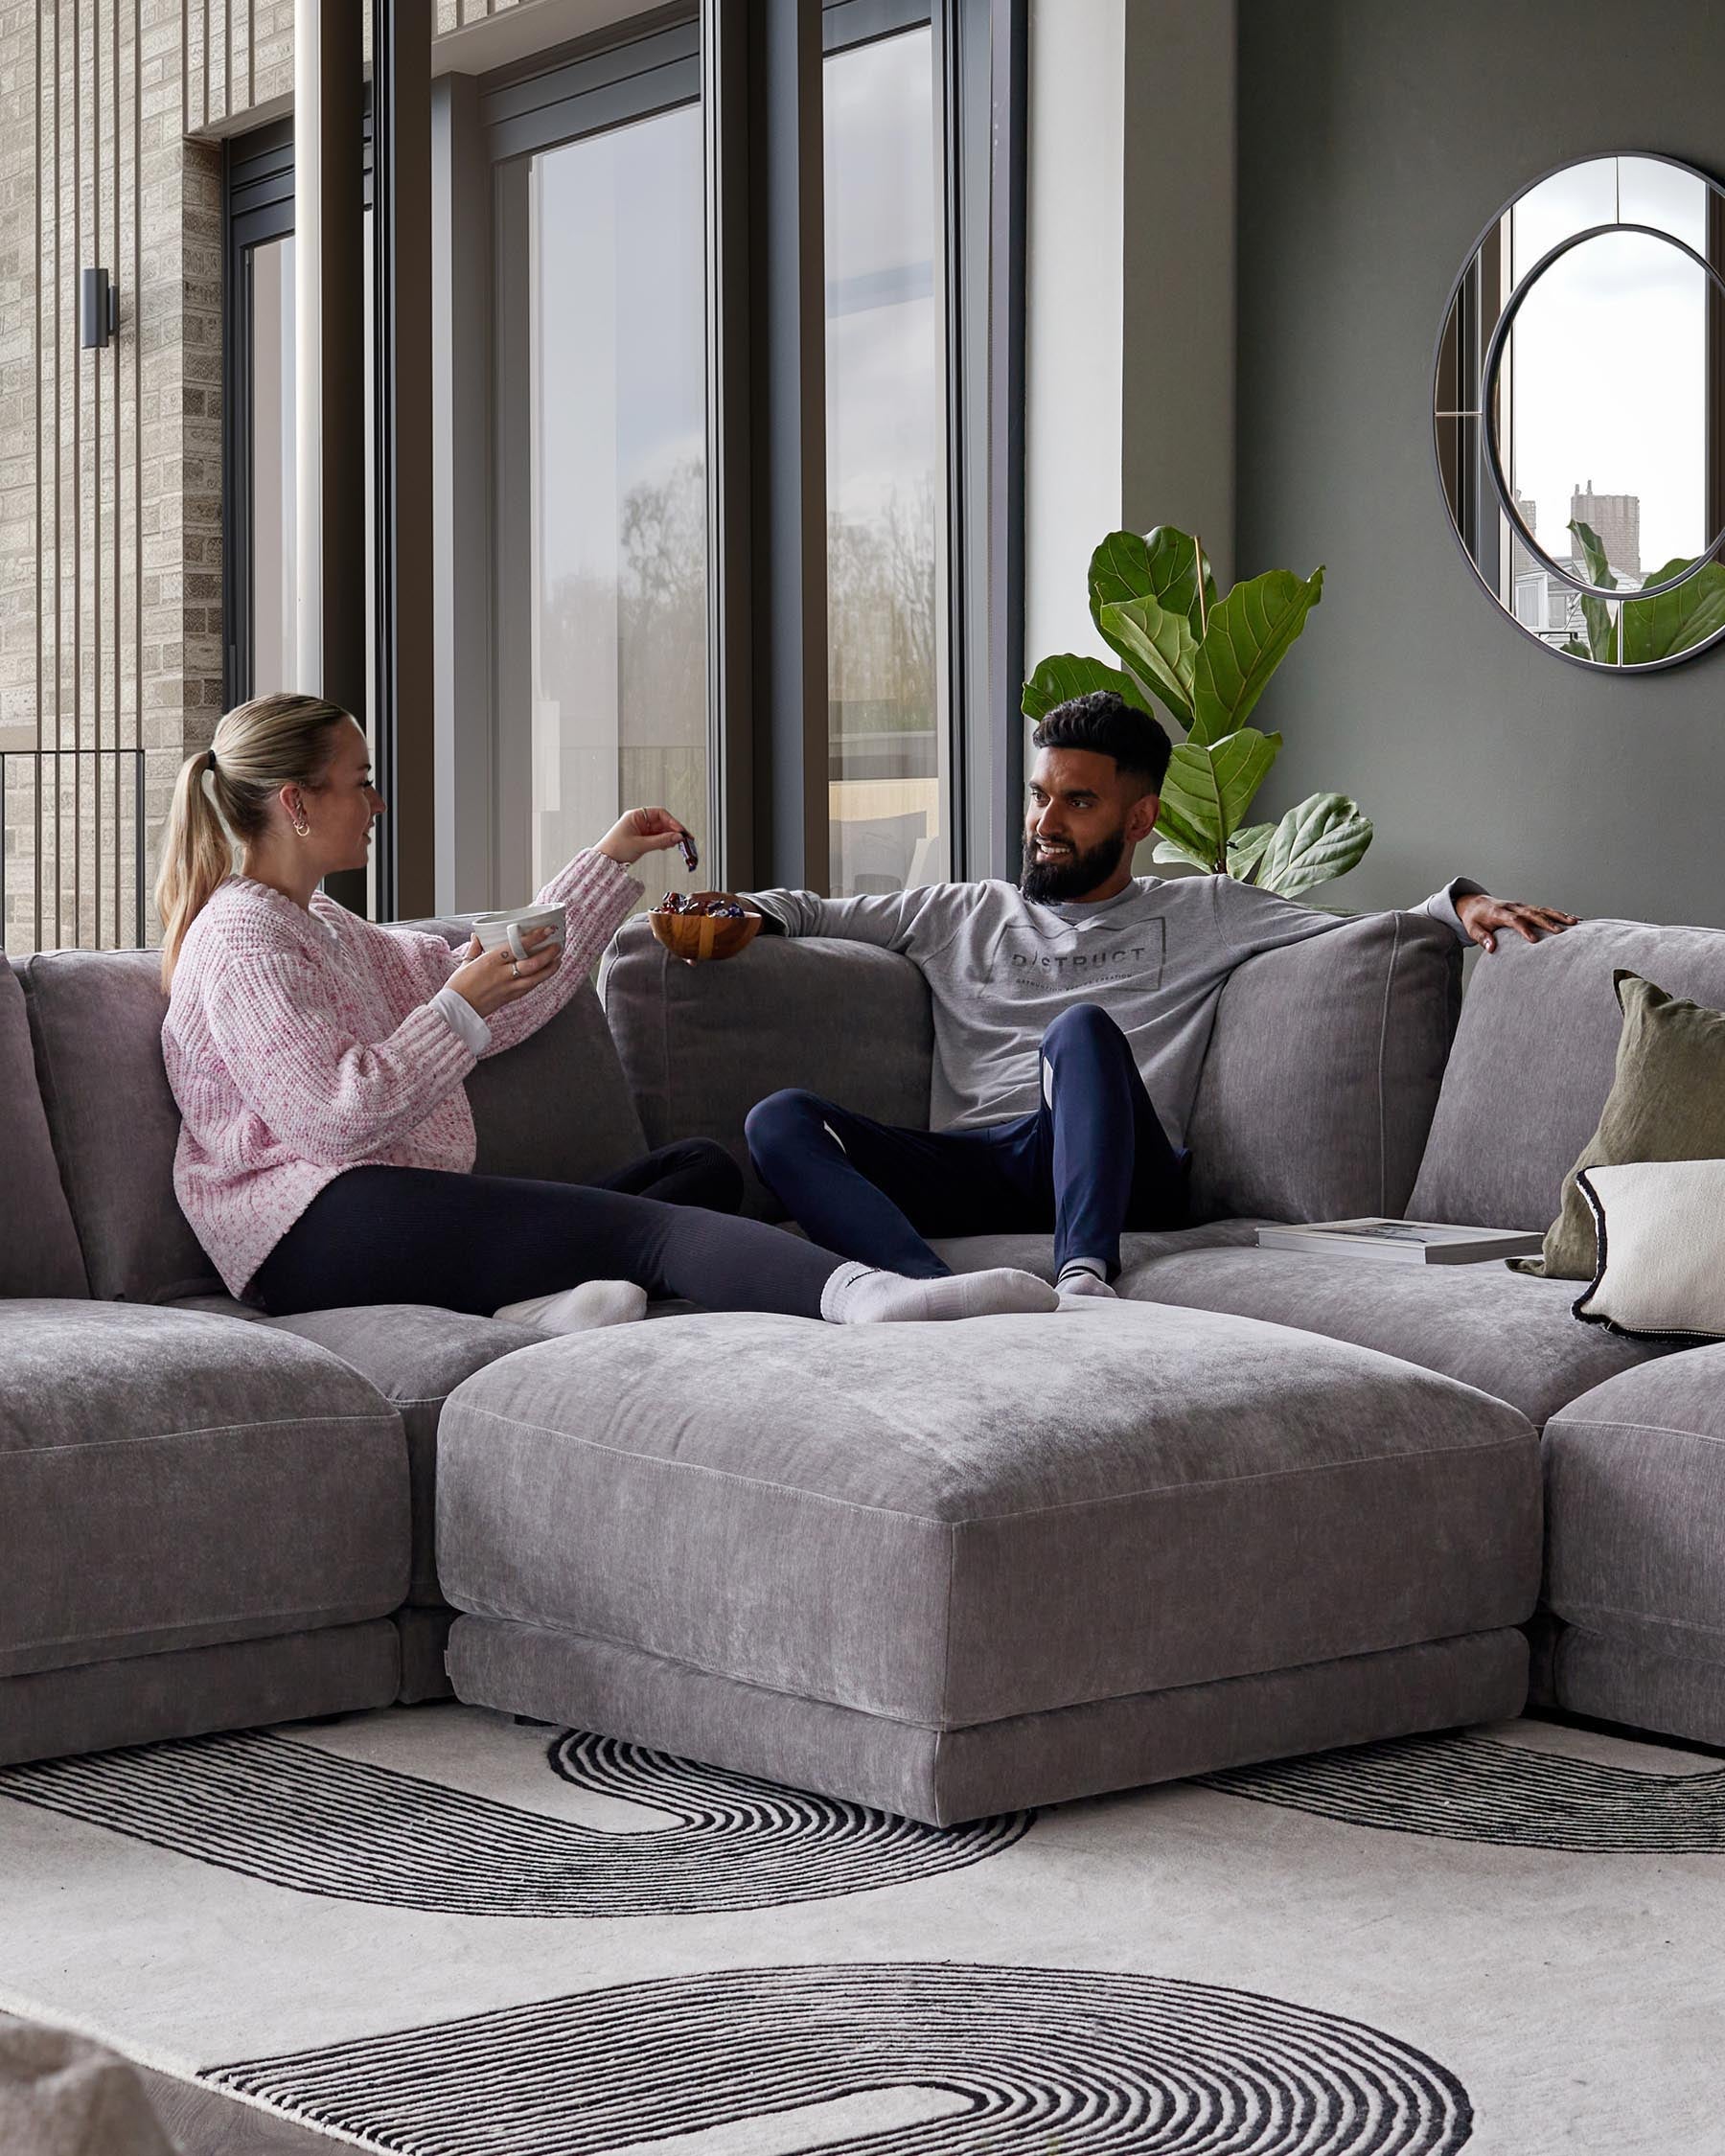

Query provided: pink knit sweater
[163,850,640,1297]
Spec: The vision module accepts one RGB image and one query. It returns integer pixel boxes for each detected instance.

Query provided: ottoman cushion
[437,1301,1539,1732]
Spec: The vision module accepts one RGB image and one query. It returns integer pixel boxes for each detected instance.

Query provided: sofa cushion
[1526,972,1725,1280]
[21,949,216,1302]
[0,966,86,1297]
[1542,1346,1725,1668]
[437,1301,1539,1731]
[0,1301,408,1679]
[1121,1245,1666,1427]
[260,1303,544,1607]
[1410,918,1725,1230]
[600,919,934,1217]
[1186,910,1461,1225]
[404,915,649,1184]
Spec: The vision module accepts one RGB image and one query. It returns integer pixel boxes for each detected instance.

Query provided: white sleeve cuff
[1417,876,1484,943]
[431,985,491,1056]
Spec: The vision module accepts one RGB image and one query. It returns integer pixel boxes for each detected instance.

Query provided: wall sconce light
[80,267,117,351]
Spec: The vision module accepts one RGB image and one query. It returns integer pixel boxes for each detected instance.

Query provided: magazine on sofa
[1256,1219,1546,1264]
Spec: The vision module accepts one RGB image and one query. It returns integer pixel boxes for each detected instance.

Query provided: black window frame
[221,119,296,712]
[222,107,376,714]
[221,3,1025,902]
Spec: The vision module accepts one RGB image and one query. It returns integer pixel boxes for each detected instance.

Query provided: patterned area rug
[0,1704,1718,2155]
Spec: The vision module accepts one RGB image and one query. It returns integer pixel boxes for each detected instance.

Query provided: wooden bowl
[649,893,763,965]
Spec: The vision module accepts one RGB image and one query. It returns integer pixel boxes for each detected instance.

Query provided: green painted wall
[1236,0,1725,928]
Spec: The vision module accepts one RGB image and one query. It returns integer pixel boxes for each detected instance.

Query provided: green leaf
[1619,559,1725,665]
[1089,526,1217,638]
[1155,726,1281,874]
[1021,653,1158,722]
[1254,792,1373,899]
[1567,518,1618,663]
[1188,566,1323,747]
[1226,821,1276,883]
[1093,596,1199,728]
[1151,834,1217,873]
[1569,518,1617,588]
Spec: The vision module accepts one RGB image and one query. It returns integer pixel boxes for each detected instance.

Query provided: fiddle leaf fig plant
[1023,525,1373,897]
[1560,518,1725,667]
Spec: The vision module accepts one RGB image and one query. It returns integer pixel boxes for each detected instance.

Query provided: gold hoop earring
[291,815,311,837]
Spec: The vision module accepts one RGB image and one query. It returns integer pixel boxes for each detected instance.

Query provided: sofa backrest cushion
[25,923,651,1304]
[22,949,215,1301]
[404,916,649,1184]
[1186,909,1463,1226]
[599,918,934,1218]
[1410,917,1725,1229]
[0,964,88,1297]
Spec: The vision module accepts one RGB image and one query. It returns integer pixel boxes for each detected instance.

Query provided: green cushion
[1517,970,1725,1279]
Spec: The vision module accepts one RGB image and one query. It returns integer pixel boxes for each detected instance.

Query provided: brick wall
[1,0,541,952]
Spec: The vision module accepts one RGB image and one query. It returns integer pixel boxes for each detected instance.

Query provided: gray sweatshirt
[749,874,1479,1143]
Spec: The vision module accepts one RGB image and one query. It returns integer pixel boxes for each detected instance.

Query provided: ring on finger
[511,959,520,979]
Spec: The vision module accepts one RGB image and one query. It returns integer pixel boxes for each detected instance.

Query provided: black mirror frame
[1432,149,1725,676]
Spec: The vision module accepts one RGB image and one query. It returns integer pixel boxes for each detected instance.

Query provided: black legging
[252,1141,845,1319]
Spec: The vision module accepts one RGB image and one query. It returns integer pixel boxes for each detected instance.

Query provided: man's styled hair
[1031,691,1171,791]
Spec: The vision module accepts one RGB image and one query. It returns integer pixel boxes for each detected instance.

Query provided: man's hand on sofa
[1456,891,1579,954]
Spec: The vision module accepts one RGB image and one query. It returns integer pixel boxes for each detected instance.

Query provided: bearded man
[742,690,1574,1299]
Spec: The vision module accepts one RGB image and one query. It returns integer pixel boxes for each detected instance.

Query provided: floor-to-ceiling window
[222,4,1023,922]
[525,103,707,908]
[823,19,946,897]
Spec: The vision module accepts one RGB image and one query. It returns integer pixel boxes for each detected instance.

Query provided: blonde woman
[157,693,1057,1330]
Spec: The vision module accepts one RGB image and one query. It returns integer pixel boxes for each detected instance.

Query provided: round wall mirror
[1435,152,1725,670]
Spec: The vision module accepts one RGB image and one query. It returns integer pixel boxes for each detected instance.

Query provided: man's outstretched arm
[1219,873,1579,963]
[745,882,976,956]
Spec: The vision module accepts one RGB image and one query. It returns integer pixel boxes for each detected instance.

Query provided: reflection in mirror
[1435,152,1725,669]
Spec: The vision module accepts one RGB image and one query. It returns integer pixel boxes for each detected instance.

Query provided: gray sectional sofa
[3,903,1723,1818]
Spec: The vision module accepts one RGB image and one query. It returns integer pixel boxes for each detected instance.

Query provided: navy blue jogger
[745,1001,1189,1280]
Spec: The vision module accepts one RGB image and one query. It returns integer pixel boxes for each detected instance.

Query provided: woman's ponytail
[155,751,236,989]
[154,691,351,989]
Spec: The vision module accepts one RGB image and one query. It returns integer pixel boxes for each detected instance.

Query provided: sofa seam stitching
[6,1602,409,1663]
[1551,1416,1725,1446]
[939,1519,956,1727]
[447,1403,1533,1525]
[1552,1600,1725,1641]
[4,1412,402,1457]
[17,965,99,1286]
[1374,912,1400,1213]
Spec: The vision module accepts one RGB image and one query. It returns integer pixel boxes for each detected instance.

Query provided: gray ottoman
[438,1302,1540,1823]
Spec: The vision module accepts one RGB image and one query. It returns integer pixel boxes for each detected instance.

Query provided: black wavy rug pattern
[1199,1731,1725,1852]
[0,1727,1030,1915]
[207,1961,1475,2156]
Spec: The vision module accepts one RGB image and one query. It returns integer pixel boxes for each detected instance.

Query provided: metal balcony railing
[1,749,149,956]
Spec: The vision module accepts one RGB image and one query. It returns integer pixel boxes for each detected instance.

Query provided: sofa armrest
[600,918,934,1217]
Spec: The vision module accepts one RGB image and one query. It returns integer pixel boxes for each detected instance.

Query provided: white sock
[1056,1259,1116,1300]
[820,1262,1060,1323]
[494,1279,649,1333]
